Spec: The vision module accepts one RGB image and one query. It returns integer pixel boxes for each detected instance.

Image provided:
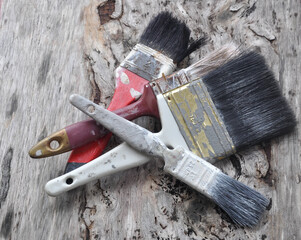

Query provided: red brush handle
[66,84,159,149]
[66,67,151,170]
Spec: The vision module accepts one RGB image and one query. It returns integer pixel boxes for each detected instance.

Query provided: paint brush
[28,11,205,172]
[29,45,234,159]
[69,94,270,227]
[45,50,295,199]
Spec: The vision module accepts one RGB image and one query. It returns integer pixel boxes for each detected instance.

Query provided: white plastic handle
[45,95,189,196]
[45,143,148,196]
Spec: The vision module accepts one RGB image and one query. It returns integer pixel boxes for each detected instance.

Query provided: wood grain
[0,0,300,239]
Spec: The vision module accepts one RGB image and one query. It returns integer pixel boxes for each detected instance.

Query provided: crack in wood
[159,223,167,229]
[0,148,13,208]
[260,142,275,187]
[0,207,14,239]
[266,198,272,211]
[37,126,48,142]
[95,180,113,207]
[84,54,101,104]
[81,219,91,240]
[37,52,52,86]
[210,231,224,240]
[5,92,18,118]
[151,174,193,202]
[249,24,276,41]
[169,204,179,222]
[78,191,95,240]
[240,2,257,18]
[184,224,197,237]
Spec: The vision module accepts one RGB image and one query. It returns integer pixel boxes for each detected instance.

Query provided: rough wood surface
[0,0,300,239]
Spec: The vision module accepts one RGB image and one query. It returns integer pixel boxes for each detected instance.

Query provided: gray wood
[0,0,300,239]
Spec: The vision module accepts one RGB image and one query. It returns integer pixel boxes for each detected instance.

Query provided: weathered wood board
[0,0,300,239]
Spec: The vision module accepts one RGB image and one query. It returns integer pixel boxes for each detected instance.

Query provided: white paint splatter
[91,130,96,135]
[130,88,142,99]
[36,150,42,156]
[120,72,130,84]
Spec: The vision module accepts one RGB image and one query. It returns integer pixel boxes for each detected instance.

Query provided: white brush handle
[45,95,189,196]
[45,143,148,196]
[163,146,219,198]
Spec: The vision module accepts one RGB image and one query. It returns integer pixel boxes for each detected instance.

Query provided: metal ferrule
[163,146,220,198]
[159,70,236,162]
[151,70,189,96]
[150,44,241,96]
[120,44,176,81]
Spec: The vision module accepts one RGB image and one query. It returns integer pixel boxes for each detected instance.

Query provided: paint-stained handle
[29,120,105,158]
[45,143,150,196]
[163,146,219,198]
[115,84,159,119]
[65,67,149,171]
[45,95,190,195]
[29,84,158,159]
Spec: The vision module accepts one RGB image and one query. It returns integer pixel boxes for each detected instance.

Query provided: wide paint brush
[29,12,205,173]
[45,50,295,200]
[29,45,234,158]
[70,94,270,227]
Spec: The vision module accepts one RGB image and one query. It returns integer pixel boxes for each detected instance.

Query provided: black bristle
[177,37,207,63]
[202,51,296,150]
[211,173,269,227]
[139,12,205,63]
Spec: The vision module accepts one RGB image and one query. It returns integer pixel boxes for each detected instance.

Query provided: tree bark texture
[0,0,300,239]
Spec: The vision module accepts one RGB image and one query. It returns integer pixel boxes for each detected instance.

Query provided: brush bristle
[139,11,205,63]
[185,43,241,81]
[210,173,269,227]
[202,51,296,150]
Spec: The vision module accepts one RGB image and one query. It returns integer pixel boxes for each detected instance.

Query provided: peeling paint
[120,72,130,84]
[35,150,42,156]
[129,88,141,99]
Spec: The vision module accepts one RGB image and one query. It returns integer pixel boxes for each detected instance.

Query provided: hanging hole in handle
[87,105,95,114]
[166,145,174,150]
[66,178,73,185]
[49,139,60,150]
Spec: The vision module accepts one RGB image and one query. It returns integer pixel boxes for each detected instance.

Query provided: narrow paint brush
[69,94,270,227]
[45,50,295,203]
[28,12,205,172]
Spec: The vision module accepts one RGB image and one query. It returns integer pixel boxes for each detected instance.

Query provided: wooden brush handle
[28,84,158,159]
